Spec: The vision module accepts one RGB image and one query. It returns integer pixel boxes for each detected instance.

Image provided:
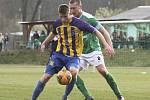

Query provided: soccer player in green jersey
[69,0,124,100]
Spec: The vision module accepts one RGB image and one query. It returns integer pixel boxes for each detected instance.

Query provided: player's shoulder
[53,19,62,27]
[72,16,86,24]
[81,11,97,24]
[82,11,95,19]
[71,17,93,30]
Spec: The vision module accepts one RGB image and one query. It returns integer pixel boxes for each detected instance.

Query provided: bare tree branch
[21,0,28,21]
[31,0,42,21]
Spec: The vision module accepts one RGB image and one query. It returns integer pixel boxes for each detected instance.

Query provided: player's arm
[97,22,115,56]
[91,19,115,55]
[89,18,113,47]
[41,32,55,45]
[94,29,113,56]
[98,23,113,48]
[40,20,58,51]
[91,19,113,47]
[79,20,113,56]
[40,32,56,52]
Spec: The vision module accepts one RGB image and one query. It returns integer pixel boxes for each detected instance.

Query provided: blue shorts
[45,52,80,75]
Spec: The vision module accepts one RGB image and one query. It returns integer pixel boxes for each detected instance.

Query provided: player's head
[58,4,70,23]
[69,0,82,18]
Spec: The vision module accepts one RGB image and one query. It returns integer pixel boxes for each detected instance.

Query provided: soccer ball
[57,70,72,85]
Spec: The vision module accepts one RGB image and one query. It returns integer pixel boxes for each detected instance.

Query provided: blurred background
[0,0,150,67]
[0,1,150,100]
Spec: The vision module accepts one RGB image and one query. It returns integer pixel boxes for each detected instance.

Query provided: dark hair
[58,4,69,14]
[69,0,82,5]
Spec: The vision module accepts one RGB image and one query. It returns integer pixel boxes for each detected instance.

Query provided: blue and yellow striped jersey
[53,17,96,57]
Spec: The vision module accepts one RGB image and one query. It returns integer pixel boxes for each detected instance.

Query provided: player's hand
[104,45,115,57]
[40,44,45,52]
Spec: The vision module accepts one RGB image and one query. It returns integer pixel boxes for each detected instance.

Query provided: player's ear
[79,4,82,9]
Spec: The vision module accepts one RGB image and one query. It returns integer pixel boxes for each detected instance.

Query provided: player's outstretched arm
[94,30,114,56]
[99,27,113,47]
[99,27,115,56]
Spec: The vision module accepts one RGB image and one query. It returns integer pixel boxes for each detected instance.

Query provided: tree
[31,0,42,21]
[21,0,28,22]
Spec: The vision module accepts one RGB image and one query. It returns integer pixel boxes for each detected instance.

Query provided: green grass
[0,49,150,67]
[0,64,150,100]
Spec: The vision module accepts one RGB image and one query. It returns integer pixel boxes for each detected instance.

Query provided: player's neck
[63,15,73,24]
[77,10,82,18]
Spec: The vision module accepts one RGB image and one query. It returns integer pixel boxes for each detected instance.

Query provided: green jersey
[80,11,103,54]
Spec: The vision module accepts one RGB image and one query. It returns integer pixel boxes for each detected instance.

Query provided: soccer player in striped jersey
[69,0,124,100]
[31,4,113,100]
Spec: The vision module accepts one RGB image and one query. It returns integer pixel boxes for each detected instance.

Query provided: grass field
[0,49,150,67]
[0,64,150,100]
